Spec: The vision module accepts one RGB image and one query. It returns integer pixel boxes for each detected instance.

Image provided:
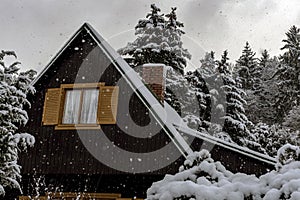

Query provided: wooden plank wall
[18,28,183,176]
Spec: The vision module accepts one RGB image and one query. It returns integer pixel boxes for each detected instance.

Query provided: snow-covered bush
[251,123,300,157]
[0,50,36,196]
[147,148,300,200]
[276,144,300,169]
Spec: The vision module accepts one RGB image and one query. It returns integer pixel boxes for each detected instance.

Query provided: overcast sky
[1,0,300,72]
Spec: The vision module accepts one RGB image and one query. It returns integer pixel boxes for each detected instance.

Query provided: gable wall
[19,28,184,176]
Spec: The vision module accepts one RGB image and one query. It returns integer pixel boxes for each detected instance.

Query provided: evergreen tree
[260,56,281,124]
[201,51,227,135]
[274,25,300,122]
[243,50,272,124]
[0,51,36,196]
[118,4,191,74]
[259,49,270,68]
[218,51,252,146]
[187,51,252,145]
[119,4,191,116]
[185,52,215,132]
[236,42,258,90]
[118,4,166,66]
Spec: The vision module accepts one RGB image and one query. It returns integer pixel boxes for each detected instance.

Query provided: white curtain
[62,90,81,124]
[80,89,99,124]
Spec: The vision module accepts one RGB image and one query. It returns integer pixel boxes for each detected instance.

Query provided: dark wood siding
[189,137,274,175]
[19,28,184,176]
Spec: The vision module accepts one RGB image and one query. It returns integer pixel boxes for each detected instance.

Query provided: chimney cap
[142,63,167,80]
[142,63,166,67]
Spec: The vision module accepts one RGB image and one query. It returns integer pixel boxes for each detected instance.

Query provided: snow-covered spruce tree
[217,51,253,146]
[185,51,253,145]
[118,4,166,67]
[254,50,274,123]
[235,42,259,91]
[243,49,270,124]
[0,51,36,196]
[254,54,281,125]
[165,66,202,131]
[274,25,300,122]
[200,51,228,136]
[118,4,191,74]
[118,4,191,115]
[164,7,191,74]
[184,52,215,132]
[260,49,270,68]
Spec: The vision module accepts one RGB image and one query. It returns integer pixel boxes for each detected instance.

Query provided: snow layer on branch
[0,51,36,196]
[147,147,300,200]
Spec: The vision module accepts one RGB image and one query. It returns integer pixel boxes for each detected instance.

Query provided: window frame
[55,83,105,130]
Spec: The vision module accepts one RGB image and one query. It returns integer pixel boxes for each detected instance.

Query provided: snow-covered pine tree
[274,25,300,122]
[243,49,272,124]
[118,4,191,74]
[185,51,253,145]
[199,51,226,135]
[185,52,214,132]
[0,50,36,197]
[118,4,165,66]
[255,53,281,125]
[164,7,191,74]
[218,51,253,146]
[119,4,191,116]
[235,42,258,90]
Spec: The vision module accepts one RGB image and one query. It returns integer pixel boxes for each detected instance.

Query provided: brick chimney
[141,63,166,103]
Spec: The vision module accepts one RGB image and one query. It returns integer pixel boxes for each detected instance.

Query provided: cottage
[19,23,276,198]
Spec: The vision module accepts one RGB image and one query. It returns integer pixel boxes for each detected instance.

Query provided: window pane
[80,89,99,124]
[62,90,81,124]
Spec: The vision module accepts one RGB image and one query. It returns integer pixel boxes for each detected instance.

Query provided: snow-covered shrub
[147,148,300,200]
[251,123,300,157]
[261,158,300,200]
[147,150,260,200]
[276,144,300,169]
[0,50,36,196]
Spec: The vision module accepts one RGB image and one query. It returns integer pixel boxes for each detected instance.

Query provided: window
[62,89,99,124]
[42,83,119,130]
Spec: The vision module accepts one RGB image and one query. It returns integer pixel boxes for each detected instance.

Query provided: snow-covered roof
[174,125,276,165]
[32,23,276,166]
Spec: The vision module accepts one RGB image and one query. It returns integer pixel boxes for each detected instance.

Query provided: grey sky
[1,0,300,72]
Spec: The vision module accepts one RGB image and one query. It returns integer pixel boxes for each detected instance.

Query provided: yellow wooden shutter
[98,86,119,124]
[42,88,62,125]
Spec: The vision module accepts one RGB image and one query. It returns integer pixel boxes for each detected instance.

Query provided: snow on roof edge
[174,124,277,165]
